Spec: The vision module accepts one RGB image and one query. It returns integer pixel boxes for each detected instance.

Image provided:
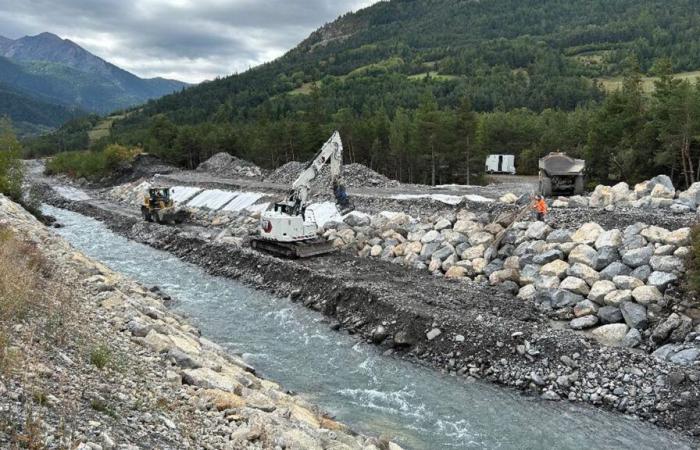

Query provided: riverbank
[37,184,700,442]
[0,194,400,450]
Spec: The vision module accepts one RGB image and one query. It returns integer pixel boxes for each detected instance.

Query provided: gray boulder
[622,235,647,251]
[597,306,623,324]
[669,349,700,366]
[551,289,585,308]
[595,247,620,270]
[621,328,642,348]
[621,246,654,268]
[620,301,648,330]
[651,313,681,343]
[570,315,599,330]
[600,262,632,280]
[630,265,652,282]
[647,271,678,292]
[533,249,564,265]
[546,229,572,243]
[649,255,684,273]
[568,244,598,267]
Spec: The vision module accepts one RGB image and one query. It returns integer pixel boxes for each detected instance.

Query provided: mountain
[34,0,700,183]
[0,81,80,135]
[0,32,189,127]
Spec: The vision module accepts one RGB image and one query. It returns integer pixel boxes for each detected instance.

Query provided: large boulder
[568,245,598,267]
[550,289,584,308]
[620,301,648,330]
[651,313,681,343]
[592,324,629,346]
[597,306,623,324]
[589,185,614,208]
[344,212,371,227]
[526,222,551,240]
[621,246,654,268]
[445,266,468,279]
[574,299,598,317]
[596,247,620,270]
[664,228,691,246]
[594,230,623,250]
[677,183,700,209]
[421,230,443,244]
[540,260,570,279]
[453,220,482,235]
[649,255,684,273]
[604,290,632,306]
[647,271,678,292]
[610,182,631,203]
[434,218,452,231]
[631,285,663,305]
[469,231,494,247]
[533,249,564,265]
[640,226,670,244]
[571,223,605,245]
[588,280,617,304]
[612,275,644,290]
[461,244,486,260]
[560,276,590,295]
[599,261,632,280]
[546,229,572,243]
[570,315,599,330]
[567,263,600,286]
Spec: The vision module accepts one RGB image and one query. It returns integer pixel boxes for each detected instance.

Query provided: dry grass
[598,70,700,93]
[0,227,71,372]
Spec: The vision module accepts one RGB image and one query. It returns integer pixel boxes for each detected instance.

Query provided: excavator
[251,131,353,258]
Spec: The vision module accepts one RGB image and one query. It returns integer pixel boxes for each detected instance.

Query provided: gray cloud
[0,0,379,83]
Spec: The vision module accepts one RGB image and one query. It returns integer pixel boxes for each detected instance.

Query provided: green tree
[0,118,24,202]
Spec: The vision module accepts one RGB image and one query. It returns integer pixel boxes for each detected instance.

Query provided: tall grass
[45,144,141,181]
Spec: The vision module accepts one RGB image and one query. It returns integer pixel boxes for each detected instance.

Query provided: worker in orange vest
[533,195,548,221]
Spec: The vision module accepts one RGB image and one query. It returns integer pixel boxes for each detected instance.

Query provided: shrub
[45,144,141,181]
[89,344,111,370]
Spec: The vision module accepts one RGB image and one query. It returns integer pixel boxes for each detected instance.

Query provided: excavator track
[251,237,337,258]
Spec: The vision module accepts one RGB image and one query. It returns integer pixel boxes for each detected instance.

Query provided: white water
[44,205,694,450]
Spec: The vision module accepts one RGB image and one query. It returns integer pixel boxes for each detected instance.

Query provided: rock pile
[265,161,399,189]
[197,153,264,179]
[321,211,699,355]
[546,175,700,213]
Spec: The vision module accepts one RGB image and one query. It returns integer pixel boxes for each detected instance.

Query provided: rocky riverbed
[36,184,700,442]
[0,194,401,450]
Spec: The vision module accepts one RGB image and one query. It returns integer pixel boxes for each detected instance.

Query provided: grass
[45,144,141,181]
[598,70,700,93]
[348,57,405,76]
[89,344,112,370]
[0,227,49,373]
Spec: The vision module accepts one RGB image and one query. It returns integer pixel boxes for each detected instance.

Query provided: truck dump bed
[539,153,585,176]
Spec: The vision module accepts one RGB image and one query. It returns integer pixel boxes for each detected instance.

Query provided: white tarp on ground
[222,192,265,212]
[170,186,202,204]
[186,189,238,210]
[464,194,494,203]
[390,193,465,205]
[245,202,270,213]
[305,202,342,228]
[53,186,90,201]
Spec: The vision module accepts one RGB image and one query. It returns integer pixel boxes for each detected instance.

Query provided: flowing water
[44,205,694,450]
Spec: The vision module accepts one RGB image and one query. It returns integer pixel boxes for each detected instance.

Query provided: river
[44,205,693,450]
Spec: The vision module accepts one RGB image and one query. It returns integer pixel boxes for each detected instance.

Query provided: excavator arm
[288,131,346,214]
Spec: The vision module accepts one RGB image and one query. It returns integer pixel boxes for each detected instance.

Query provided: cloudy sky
[0,0,379,83]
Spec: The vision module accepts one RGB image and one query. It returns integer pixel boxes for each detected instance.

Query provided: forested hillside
[0,33,187,134]
[31,0,700,187]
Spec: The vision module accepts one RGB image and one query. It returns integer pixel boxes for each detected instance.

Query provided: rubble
[265,161,399,190]
[197,153,265,179]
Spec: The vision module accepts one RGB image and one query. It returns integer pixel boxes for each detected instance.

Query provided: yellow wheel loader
[141,187,188,224]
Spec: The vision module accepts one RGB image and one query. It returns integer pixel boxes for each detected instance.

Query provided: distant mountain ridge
[0,32,189,133]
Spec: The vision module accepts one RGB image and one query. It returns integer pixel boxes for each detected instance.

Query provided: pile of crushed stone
[197,153,265,179]
[265,161,399,189]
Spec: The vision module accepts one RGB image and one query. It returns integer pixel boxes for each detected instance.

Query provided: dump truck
[538,152,585,197]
